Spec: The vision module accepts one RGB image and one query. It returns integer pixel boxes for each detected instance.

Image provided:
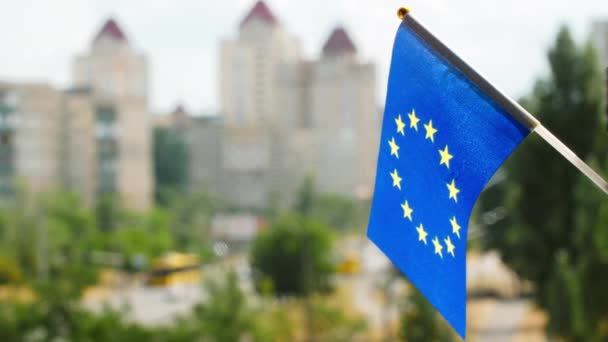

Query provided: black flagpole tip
[397,7,410,20]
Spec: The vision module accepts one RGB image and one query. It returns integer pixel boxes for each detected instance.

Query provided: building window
[0,97,15,179]
[97,151,117,194]
[96,107,117,139]
[0,133,14,177]
[96,106,118,194]
[97,106,116,124]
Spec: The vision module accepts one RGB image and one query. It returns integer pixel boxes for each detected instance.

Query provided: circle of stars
[387,109,462,259]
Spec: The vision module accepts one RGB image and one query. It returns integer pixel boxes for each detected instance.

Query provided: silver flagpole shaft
[535,125,608,194]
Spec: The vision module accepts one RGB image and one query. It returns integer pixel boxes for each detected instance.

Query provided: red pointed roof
[240,1,278,29]
[172,104,186,116]
[171,104,188,123]
[93,18,127,44]
[322,27,357,57]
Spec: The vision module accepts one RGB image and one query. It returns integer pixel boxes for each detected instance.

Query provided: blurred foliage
[163,190,217,254]
[96,190,218,267]
[0,299,158,341]
[295,176,316,216]
[294,176,368,231]
[308,296,367,341]
[383,264,456,341]
[0,267,364,341]
[399,286,456,342]
[168,271,298,341]
[0,190,99,289]
[107,209,174,271]
[0,183,220,282]
[250,302,295,341]
[250,214,335,297]
[482,26,608,340]
[96,193,121,231]
[310,194,359,231]
[0,257,21,284]
[0,169,372,340]
[0,266,157,341]
[168,271,255,341]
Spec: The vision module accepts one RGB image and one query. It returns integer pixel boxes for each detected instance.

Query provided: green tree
[294,176,364,231]
[311,194,359,231]
[153,126,190,205]
[96,193,121,231]
[250,215,335,297]
[399,286,456,342]
[41,192,99,290]
[0,257,21,284]
[88,207,176,271]
[164,190,216,253]
[483,27,608,340]
[193,271,253,341]
[0,285,158,341]
[295,176,316,216]
[168,271,255,341]
[308,297,367,341]
[0,190,99,287]
[250,303,294,342]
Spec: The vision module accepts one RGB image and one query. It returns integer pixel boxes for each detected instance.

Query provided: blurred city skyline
[0,2,606,340]
[1,0,607,113]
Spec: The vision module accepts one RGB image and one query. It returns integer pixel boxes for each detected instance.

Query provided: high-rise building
[220,0,301,126]
[179,0,379,208]
[0,82,63,197]
[215,1,302,207]
[275,26,379,200]
[73,19,148,100]
[307,27,378,198]
[0,18,154,210]
[70,18,153,210]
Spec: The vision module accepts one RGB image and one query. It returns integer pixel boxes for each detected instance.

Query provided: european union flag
[367,14,536,338]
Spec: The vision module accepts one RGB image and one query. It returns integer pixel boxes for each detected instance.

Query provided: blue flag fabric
[367,21,531,338]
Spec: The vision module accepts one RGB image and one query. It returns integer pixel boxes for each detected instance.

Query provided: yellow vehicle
[337,252,361,275]
[147,252,200,287]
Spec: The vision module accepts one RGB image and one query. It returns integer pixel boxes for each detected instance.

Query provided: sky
[1,0,607,114]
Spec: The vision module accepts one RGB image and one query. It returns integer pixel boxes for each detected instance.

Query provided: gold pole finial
[397,7,410,20]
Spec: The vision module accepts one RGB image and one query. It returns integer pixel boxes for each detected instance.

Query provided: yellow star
[395,115,406,136]
[432,236,443,258]
[416,224,428,245]
[447,179,460,202]
[408,109,420,131]
[400,200,413,221]
[438,145,453,168]
[423,120,438,142]
[450,216,461,239]
[388,137,399,158]
[390,169,402,190]
[444,236,455,257]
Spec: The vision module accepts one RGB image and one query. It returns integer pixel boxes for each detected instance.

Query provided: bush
[251,214,335,297]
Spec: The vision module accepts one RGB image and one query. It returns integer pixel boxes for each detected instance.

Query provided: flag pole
[533,125,608,194]
[397,7,608,195]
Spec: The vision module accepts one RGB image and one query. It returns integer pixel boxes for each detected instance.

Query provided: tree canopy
[482,27,608,340]
[153,127,190,205]
[250,214,335,297]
